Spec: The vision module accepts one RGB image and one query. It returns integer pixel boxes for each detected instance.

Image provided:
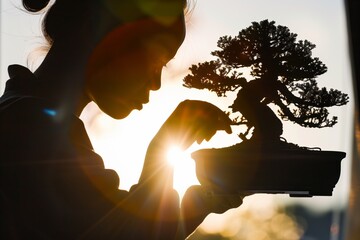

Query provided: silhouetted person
[0,0,243,239]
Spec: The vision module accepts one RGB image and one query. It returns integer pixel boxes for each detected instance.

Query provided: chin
[107,108,134,120]
[95,102,134,120]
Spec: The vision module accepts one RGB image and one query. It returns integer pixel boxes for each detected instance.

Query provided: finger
[193,123,217,144]
[167,100,232,148]
[204,128,217,141]
[204,112,232,134]
[179,122,204,149]
[209,195,243,214]
[217,119,232,134]
[215,111,233,134]
[201,103,232,133]
[196,138,203,145]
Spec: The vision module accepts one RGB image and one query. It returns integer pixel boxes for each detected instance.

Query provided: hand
[139,99,232,186]
[179,185,244,237]
[151,99,232,150]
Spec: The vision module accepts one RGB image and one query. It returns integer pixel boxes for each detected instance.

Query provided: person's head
[22,0,189,118]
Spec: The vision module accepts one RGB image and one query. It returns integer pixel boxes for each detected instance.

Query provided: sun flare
[166,146,200,199]
[166,146,188,166]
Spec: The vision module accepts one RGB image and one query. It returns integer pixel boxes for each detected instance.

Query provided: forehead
[105,0,186,45]
[146,15,186,56]
[93,0,186,62]
[127,16,186,57]
[103,0,187,25]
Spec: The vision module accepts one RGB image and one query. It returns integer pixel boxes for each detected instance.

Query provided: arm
[135,100,241,239]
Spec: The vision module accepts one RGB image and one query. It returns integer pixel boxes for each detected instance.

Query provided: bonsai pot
[191,140,346,197]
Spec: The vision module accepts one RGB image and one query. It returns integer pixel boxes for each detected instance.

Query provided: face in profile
[85,1,186,119]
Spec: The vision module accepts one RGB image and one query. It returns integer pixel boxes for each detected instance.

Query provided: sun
[166,146,200,199]
[166,146,188,166]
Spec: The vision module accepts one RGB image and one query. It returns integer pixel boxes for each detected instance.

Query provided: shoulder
[0,96,63,131]
[0,96,75,161]
[0,65,64,131]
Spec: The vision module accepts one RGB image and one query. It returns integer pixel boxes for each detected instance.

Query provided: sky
[0,0,355,237]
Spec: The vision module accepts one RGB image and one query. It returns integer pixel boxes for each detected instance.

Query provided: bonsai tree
[184,20,349,142]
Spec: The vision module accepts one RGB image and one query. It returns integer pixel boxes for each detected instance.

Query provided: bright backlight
[167,146,187,166]
[166,146,200,199]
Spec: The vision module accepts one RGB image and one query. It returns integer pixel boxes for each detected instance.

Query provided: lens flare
[166,145,199,199]
[166,146,185,166]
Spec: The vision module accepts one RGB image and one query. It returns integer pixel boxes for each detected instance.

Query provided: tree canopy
[183,20,348,131]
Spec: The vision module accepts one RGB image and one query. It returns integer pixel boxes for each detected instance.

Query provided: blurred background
[1,0,357,239]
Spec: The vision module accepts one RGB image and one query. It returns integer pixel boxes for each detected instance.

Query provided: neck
[34,39,93,117]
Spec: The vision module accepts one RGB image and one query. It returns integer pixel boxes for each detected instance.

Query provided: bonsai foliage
[183,20,348,140]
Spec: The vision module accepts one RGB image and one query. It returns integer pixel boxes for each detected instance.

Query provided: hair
[22,0,50,12]
[22,0,91,46]
[22,0,193,46]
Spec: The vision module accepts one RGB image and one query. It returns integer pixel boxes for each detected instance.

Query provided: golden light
[166,146,187,166]
[166,145,200,199]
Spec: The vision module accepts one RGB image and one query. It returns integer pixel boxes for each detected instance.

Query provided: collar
[4,65,94,150]
[5,64,38,93]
